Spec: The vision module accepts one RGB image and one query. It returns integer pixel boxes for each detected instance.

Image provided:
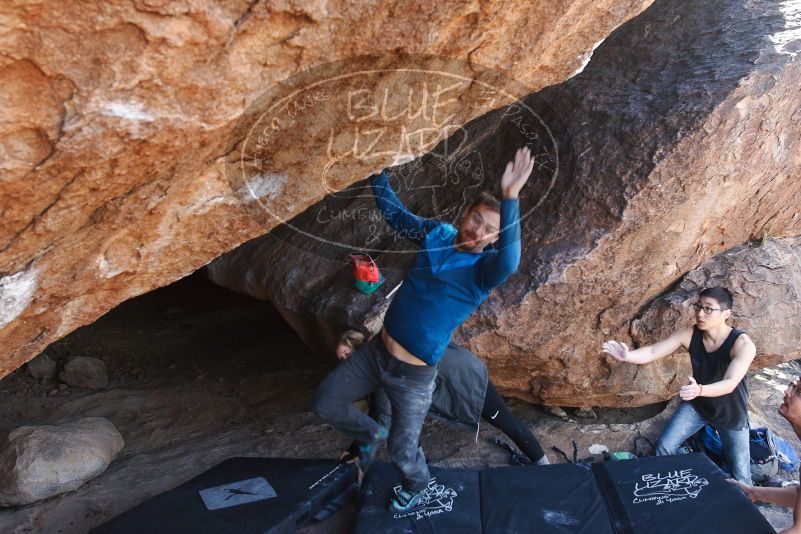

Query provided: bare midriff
[381,327,428,366]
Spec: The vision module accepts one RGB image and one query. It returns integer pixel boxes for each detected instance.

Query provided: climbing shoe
[389,487,425,513]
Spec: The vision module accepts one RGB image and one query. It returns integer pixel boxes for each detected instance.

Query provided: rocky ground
[0,271,797,532]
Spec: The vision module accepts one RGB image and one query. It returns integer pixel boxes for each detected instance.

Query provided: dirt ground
[0,271,797,532]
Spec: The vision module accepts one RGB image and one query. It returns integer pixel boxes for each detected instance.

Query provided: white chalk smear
[239,173,288,202]
[0,268,37,330]
[101,101,155,122]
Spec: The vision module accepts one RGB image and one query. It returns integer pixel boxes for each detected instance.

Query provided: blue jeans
[656,401,752,485]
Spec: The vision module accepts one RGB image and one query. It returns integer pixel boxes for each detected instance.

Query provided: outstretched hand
[602,340,630,362]
[501,146,535,199]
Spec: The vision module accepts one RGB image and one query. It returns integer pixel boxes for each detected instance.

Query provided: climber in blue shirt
[314,147,535,513]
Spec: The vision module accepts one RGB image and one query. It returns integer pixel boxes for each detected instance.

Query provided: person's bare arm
[730,479,799,507]
[785,483,801,534]
[732,479,801,533]
[679,334,756,401]
[602,328,692,365]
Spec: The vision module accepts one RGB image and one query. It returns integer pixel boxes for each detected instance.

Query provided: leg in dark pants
[481,381,545,463]
[313,337,385,445]
[315,336,436,492]
[381,356,437,492]
[369,388,394,431]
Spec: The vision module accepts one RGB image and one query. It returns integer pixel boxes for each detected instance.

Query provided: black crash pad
[480,463,614,533]
[354,454,774,534]
[92,457,358,534]
[593,453,775,534]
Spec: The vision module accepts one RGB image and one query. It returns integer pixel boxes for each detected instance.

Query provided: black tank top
[689,326,749,430]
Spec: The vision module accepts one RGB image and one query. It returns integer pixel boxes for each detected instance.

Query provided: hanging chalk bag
[351,253,385,295]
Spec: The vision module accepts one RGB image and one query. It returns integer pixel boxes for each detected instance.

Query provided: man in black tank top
[602,287,757,484]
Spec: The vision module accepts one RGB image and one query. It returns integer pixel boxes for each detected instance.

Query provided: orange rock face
[0,0,652,378]
[209,0,801,407]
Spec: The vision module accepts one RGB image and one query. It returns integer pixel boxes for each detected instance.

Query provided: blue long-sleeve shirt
[370,171,521,366]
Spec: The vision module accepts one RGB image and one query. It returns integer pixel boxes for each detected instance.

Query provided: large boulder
[0,417,124,506]
[60,356,109,390]
[208,0,801,407]
[0,0,651,379]
[26,352,57,385]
